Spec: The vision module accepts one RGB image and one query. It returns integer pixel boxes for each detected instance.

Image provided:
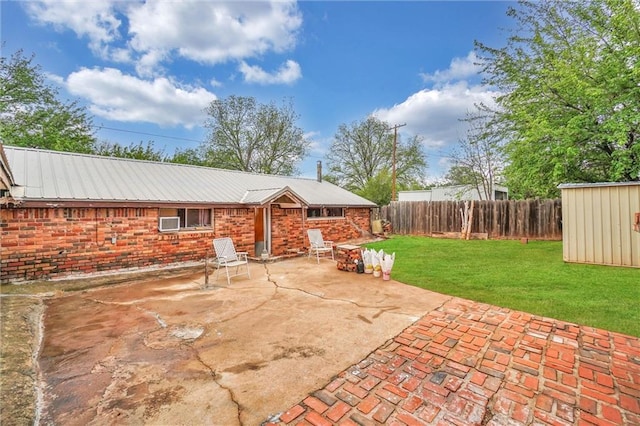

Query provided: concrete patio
[2,257,450,425]
[1,257,639,425]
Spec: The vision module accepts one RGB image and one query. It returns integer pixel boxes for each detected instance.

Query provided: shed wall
[561,184,640,267]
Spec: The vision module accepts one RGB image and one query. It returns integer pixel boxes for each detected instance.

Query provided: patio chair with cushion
[212,237,251,285]
[307,229,335,263]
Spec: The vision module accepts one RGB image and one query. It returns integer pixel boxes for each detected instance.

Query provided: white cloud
[65,68,217,128]
[128,1,301,66]
[420,51,482,86]
[303,131,328,156]
[436,156,454,177]
[239,60,301,85]
[374,81,499,149]
[23,1,303,79]
[372,51,499,179]
[24,0,121,58]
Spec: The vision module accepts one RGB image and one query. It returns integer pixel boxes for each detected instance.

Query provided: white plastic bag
[372,249,384,277]
[361,248,373,273]
[381,252,395,280]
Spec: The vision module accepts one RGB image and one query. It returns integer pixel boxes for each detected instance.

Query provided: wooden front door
[254,208,266,255]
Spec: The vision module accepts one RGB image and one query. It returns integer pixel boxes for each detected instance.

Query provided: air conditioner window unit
[159,216,180,232]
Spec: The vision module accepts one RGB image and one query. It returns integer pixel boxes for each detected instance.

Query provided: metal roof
[558,181,640,189]
[3,146,376,207]
[239,187,305,205]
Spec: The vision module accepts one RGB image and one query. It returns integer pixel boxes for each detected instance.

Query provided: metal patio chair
[307,229,334,263]
[212,237,251,285]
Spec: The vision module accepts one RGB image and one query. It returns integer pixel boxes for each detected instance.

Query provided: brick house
[0,145,376,283]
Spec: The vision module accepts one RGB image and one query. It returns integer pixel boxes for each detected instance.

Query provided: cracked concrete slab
[30,258,450,425]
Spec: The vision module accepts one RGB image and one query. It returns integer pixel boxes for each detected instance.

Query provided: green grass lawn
[365,236,640,337]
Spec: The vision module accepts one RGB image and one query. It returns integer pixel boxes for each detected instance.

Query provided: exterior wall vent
[159,216,180,232]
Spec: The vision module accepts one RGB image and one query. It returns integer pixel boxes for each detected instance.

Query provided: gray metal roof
[4,146,376,207]
[558,181,640,189]
[239,187,304,205]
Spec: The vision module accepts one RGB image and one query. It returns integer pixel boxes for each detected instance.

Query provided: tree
[326,116,427,199]
[354,169,393,207]
[444,165,483,190]
[201,95,309,175]
[94,140,167,161]
[475,0,640,198]
[169,147,207,166]
[446,112,504,200]
[0,49,96,153]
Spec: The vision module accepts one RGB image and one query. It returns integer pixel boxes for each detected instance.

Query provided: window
[326,207,344,217]
[307,208,322,218]
[306,207,345,219]
[159,208,212,230]
[182,209,212,227]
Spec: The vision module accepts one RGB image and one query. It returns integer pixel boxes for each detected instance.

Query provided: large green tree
[326,116,427,203]
[201,95,309,175]
[0,49,96,153]
[476,0,640,198]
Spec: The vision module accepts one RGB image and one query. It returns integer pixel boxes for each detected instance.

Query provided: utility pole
[389,123,406,202]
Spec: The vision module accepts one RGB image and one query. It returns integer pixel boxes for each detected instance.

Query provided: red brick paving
[266,298,640,425]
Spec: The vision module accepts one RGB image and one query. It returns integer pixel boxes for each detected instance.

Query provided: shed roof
[3,146,376,208]
[558,181,640,189]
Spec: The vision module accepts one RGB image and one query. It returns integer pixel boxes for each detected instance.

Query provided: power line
[95,125,330,157]
[95,125,205,144]
[95,123,453,163]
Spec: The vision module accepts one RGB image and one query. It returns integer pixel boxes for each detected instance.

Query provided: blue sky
[2,1,513,181]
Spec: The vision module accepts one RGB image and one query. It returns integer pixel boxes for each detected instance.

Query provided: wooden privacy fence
[380,199,562,240]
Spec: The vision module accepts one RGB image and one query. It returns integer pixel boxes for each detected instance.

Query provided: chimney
[316,160,322,183]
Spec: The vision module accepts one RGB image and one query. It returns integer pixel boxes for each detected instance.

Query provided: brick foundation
[1,206,371,282]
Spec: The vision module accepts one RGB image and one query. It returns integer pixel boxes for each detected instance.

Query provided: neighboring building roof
[3,146,376,208]
[398,184,509,202]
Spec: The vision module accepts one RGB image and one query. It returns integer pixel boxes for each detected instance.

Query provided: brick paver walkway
[266,298,640,425]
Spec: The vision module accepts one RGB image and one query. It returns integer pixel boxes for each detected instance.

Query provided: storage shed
[559,182,640,268]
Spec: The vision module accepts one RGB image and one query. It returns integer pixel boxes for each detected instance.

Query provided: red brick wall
[271,207,306,254]
[269,206,372,254]
[213,208,255,255]
[0,206,371,282]
[0,207,245,282]
[302,208,372,248]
